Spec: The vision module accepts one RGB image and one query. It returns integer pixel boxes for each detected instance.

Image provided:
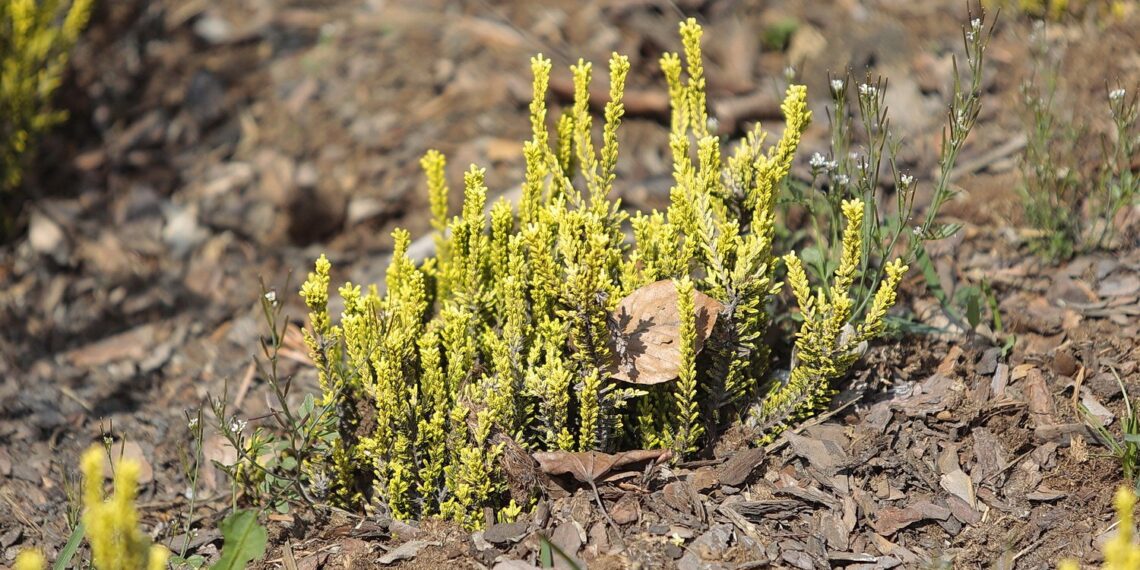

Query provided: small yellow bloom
[13,549,46,570]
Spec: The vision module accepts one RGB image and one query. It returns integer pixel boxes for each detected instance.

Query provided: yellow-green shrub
[1059,486,1140,569]
[0,0,92,193]
[299,19,905,527]
[81,446,169,570]
[14,446,168,570]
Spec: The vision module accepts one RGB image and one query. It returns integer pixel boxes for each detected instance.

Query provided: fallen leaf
[785,432,847,477]
[939,469,976,509]
[533,449,672,484]
[608,280,722,385]
[1080,390,1114,426]
[377,540,439,565]
[870,501,951,535]
[1025,487,1067,501]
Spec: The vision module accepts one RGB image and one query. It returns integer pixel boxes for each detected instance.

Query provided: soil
[2,0,1140,569]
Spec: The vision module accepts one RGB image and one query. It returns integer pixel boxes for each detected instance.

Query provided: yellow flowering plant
[293,19,908,528]
[1058,486,1140,570]
[13,446,169,570]
[1,0,92,236]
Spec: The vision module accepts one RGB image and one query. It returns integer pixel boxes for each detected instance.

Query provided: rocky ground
[2,0,1139,568]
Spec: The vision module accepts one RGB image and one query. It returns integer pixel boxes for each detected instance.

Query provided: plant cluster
[15,446,169,570]
[982,0,1130,22]
[1018,27,1138,261]
[786,16,994,333]
[0,0,92,234]
[209,284,338,514]
[286,19,907,528]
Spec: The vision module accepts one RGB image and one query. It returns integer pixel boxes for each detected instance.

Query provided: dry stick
[232,361,256,410]
[947,133,1028,182]
[281,541,299,570]
[588,478,622,544]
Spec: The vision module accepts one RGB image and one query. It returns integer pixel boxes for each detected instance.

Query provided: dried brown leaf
[533,449,672,484]
[869,501,951,535]
[608,280,722,385]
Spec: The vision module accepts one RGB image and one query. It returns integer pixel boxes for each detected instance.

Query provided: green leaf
[299,393,315,418]
[52,522,84,570]
[922,222,962,241]
[171,554,207,569]
[209,510,267,570]
[953,286,981,329]
[914,245,946,305]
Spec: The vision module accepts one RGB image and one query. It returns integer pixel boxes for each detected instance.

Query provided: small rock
[193,12,233,44]
[610,494,639,525]
[28,210,69,262]
[550,522,582,560]
[677,524,732,570]
[184,70,226,126]
[163,203,208,256]
[976,347,1001,375]
[483,520,529,544]
[1053,349,1078,377]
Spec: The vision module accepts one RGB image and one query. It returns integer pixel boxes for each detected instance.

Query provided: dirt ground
[2,0,1140,568]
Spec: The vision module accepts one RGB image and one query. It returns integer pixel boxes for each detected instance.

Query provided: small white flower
[971,18,982,31]
[264,290,277,304]
[830,79,845,94]
[965,30,976,42]
[834,174,850,186]
[901,174,915,188]
[229,417,247,433]
[1110,88,1126,101]
[188,417,200,431]
[809,152,828,169]
[784,66,796,82]
[913,226,923,236]
[859,83,877,97]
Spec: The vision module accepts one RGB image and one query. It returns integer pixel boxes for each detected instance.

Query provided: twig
[232,361,256,410]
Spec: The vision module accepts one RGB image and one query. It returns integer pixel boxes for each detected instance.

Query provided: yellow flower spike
[596,53,630,206]
[81,446,103,514]
[421,150,449,233]
[1104,486,1140,569]
[13,549,45,570]
[678,18,708,138]
[660,52,687,141]
[529,55,552,149]
[750,85,811,227]
[834,199,865,293]
[672,276,703,453]
[80,445,167,570]
[859,258,907,341]
[782,253,814,320]
[570,59,596,182]
[62,0,94,43]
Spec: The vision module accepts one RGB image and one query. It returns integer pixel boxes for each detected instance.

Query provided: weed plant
[1018,25,1139,261]
[785,16,992,331]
